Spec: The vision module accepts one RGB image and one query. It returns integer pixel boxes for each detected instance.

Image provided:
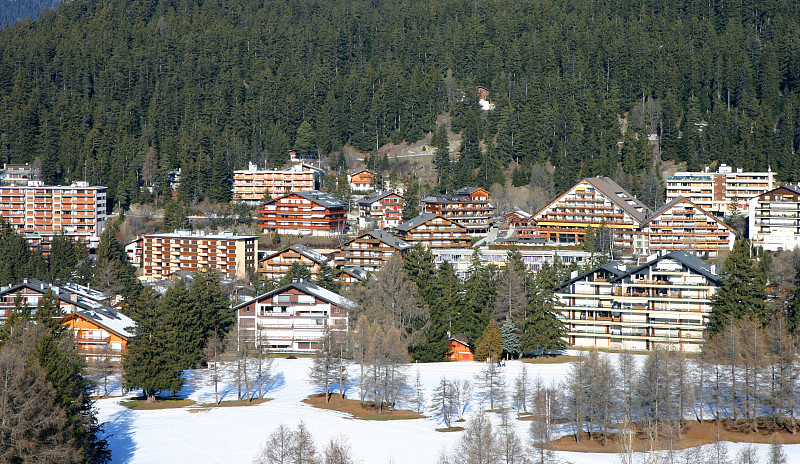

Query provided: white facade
[433,247,593,279]
[666,164,775,216]
[748,186,800,251]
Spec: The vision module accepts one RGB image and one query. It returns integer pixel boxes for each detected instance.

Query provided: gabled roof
[556,262,632,291]
[612,250,722,285]
[342,230,412,251]
[68,306,136,340]
[233,280,354,311]
[269,190,346,208]
[356,191,403,206]
[641,197,736,233]
[261,244,330,265]
[395,212,462,232]
[349,169,375,177]
[337,266,369,281]
[504,211,532,220]
[585,177,651,223]
[454,186,488,196]
[450,333,473,348]
[757,185,800,198]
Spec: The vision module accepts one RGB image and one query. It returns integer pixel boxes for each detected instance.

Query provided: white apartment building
[666,164,775,216]
[748,185,800,251]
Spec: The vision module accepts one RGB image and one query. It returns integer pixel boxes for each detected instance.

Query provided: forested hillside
[0,0,798,209]
[0,0,60,27]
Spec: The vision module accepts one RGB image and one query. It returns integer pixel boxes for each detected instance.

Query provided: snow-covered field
[94,355,800,463]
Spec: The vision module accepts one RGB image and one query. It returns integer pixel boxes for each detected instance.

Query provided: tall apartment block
[141,230,258,281]
[748,186,800,251]
[257,190,348,237]
[232,162,322,205]
[666,164,775,216]
[422,187,496,235]
[555,251,721,352]
[0,181,107,249]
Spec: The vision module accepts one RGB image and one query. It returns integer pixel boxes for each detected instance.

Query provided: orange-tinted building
[259,244,331,282]
[348,169,378,192]
[257,190,348,237]
[232,162,322,205]
[447,334,474,361]
[0,181,107,249]
[422,187,496,235]
[142,230,258,281]
[357,191,404,229]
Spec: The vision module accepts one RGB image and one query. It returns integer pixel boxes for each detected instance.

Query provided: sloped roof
[395,212,440,232]
[612,250,722,284]
[338,266,369,281]
[292,190,347,208]
[757,185,800,198]
[71,306,135,339]
[261,244,330,264]
[556,261,632,291]
[233,280,354,310]
[450,333,473,348]
[641,196,736,233]
[356,191,403,206]
[454,186,487,196]
[341,230,411,251]
[585,177,651,223]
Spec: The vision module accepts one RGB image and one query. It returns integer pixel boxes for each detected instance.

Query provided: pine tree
[709,240,769,335]
[92,220,140,298]
[314,262,341,294]
[500,318,521,359]
[48,233,87,284]
[460,250,496,343]
[403,243,437,303]
[278,262,312,286]
[189,270,235,346]
[475,320,502,363]
[522,262,567,354]
[294,121,317,158]
[415,261,460,362]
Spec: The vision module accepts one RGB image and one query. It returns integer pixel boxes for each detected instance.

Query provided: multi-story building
[422,187,496,235]
[531,177,649,255]
[333,229,411,272]
[0,279,134,363]
[637,197,736,259]
[0,181,107,249]
[335,266,369,286]
[258,244,331,282]
[141,230,258,281]
[235,281,353,353]
[257,190,348,237]
[433,246,592,279]
[555,251,721,352]
[666,164,775,216]
[232,162,322,205]
[395,213,472,249]
[748,185,800,251]
[348,169,378,192]
[356,191,404,229]
[0,163,39,185]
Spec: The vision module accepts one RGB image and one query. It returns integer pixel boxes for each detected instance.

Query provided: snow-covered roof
[73,306,135,339]
[234,280,354,311]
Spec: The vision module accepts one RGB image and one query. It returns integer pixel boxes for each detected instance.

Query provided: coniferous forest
[0,0,799,210]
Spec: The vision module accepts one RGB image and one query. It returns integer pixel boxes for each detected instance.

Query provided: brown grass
[303,394,425,421]
[549,420,800,453]
[198,398,272,408]
[120,398,196,410]
[521,355,581,364]
[436,426,465,432]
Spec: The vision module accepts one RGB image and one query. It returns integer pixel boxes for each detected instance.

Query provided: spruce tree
[709,240,769,335]
[278,262,312,286]
[48,233,87,284]
[475,320,502,363]
[414,261,461,362]
[92,221,140,298]
[522,261,567,354]
[314,262,341,294]
[460,250,496,343]
[500,318,521,359]
[189,270,235,346]
[403,243,437,304]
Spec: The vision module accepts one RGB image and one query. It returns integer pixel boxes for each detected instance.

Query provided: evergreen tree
[403,244,437,304]
[314,262,341,294]
[123,288,185,402]
[709,240,769,335]
[0,218,46,286]
[92,220,140,298]
[414,261,461,362]
[163,200,190,231]
[294,121,317,158]
[432,124,451,191]
[522,262,568,354]
[500,318,521,359]
[460,250,496,343]
[403,180,420,220]
[278,262,312,286]
[474,320,502,363]
[48,233,87,284]
[189,270,235,352]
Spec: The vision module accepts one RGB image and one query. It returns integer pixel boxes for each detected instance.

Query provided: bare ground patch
[303,393,425,421]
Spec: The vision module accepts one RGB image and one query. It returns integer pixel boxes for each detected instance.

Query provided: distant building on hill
[422,187,496,235]
[232,162,322,206]
[666,164,775,216]
[256,190,348,237]
[748,185,800,251]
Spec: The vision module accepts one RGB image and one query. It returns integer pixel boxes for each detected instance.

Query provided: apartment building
[235,281,353,353]
[0,279,134,363]
[333,229,411,272]
[257,190,348,237]
[748,185,800,251]
[141,230,258,281]
[422,187,496,235]
[433,246,592,279]
[637,197,736,259]
[0,163,39,185]
[395,213,472,249]
[232,162,322,205]
[259,244,331,282]
[356,191,404,229]
[531,177,649,255]
[0,181,107,249]
[666,164,775,216]
[555,251,721,352]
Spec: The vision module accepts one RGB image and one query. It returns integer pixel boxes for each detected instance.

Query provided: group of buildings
[3,158,799,357]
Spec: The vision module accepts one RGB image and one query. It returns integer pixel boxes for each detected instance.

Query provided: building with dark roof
[333,230,411,272]
[258,244,332,282]
[422,187,495,235]
[356,191,404,230]
[748,185,800,251]
[395,213,472,248]
[257,190,348,237]
[555,251,722,352]
[234,280,353,353]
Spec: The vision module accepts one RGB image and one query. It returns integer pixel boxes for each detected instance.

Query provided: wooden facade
[357,191,404,230]
[395,213,472,248]
[333,230,411,272]
[447,335,474,361]
[749,185,800,251]
[232,162,321,205]
[422,187,495,235]
[348,169,377,192]
[638,198,735,258]
[257,190,348,237]
[258,244,331,281]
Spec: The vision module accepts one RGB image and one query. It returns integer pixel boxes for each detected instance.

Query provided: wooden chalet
[395,213,472,248]
[447,334,474,362]
[257,190,348,237]
[348,169,378,192]
[333,230,411,272]
[422,186,496,235]
[259,244,331,281]
[357,191,404,230]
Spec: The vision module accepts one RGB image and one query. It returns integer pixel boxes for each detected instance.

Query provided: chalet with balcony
[333,229,411,272]
[422,187,496,235]
[348,169,378,192]
[234,281,353,353]
[259,244,331,282]
[555,251,721,352]
[395,213,472,248]
[357,191,404,230]
[748,185,800,251]
[257,190,348,237]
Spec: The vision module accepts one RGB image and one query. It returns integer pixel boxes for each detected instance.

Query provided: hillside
[0,0,60,27]
[0,0,798,209]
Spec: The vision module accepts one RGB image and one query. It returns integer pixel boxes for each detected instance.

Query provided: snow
[95,354,800,464]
